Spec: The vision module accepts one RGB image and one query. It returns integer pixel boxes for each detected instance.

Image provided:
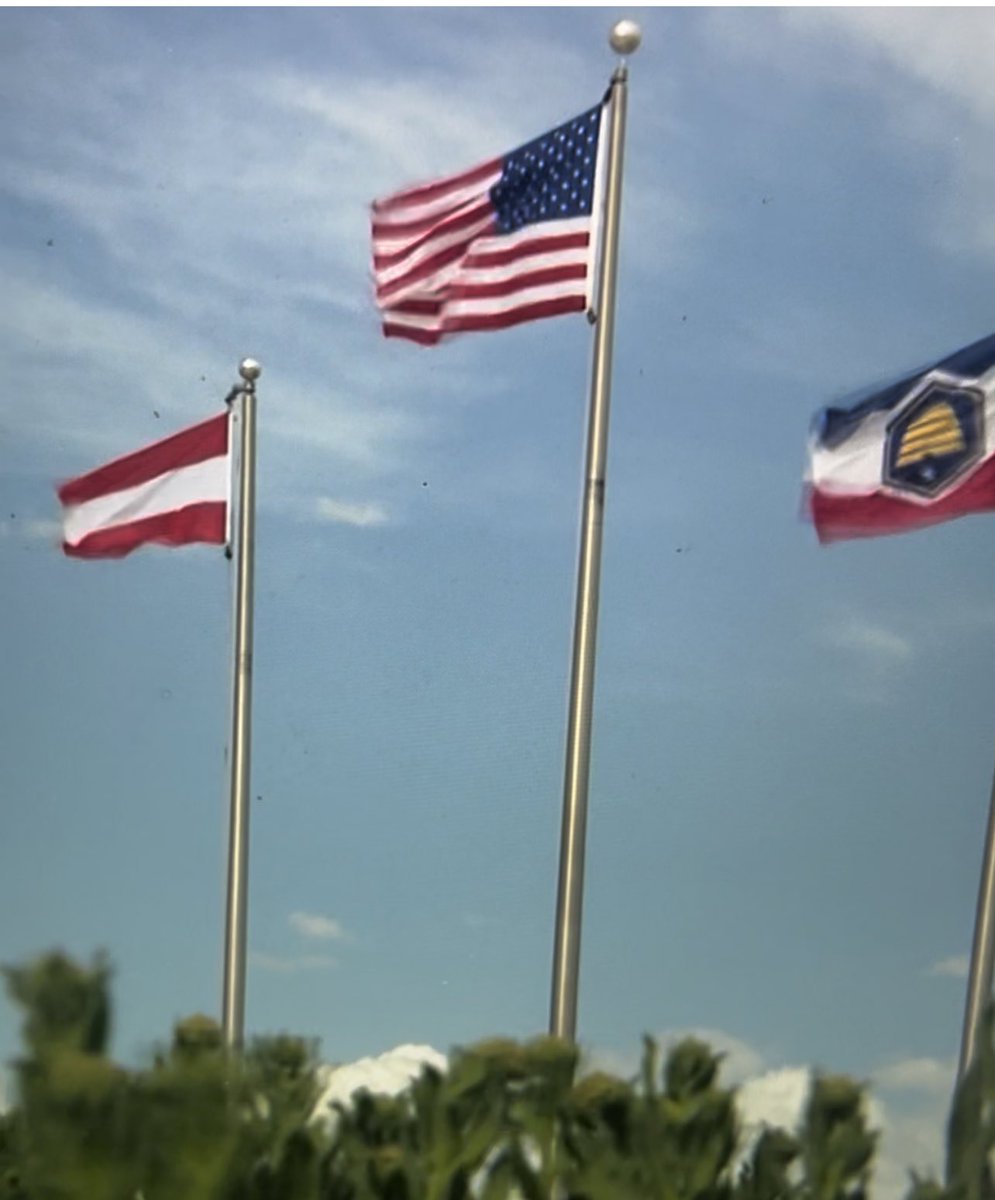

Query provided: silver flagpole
[549,21,640,1043]
[958,768,995,1078]
[222,357,260,1050]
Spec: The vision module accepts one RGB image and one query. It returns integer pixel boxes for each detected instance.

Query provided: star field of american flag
[371,100,606,345]
[491,106,602,234]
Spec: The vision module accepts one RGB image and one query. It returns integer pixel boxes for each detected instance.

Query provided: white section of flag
[62,455,229,549]
[808,375,995,495]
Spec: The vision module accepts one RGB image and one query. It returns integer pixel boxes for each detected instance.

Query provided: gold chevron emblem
[894,401,965,468]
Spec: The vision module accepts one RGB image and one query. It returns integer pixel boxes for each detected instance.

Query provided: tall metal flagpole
[222,357,260,1051]
[958,769,995,1078]
[549,21,640,1043]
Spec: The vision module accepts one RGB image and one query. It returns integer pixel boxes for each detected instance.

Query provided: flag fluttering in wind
[806,332,995,543]
[58,411,230,558]
[371,103,606,345]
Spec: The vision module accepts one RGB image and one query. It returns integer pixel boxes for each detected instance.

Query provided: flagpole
[221,357,260,1051]
[958,769,995,1078]
[549,21,640,1043]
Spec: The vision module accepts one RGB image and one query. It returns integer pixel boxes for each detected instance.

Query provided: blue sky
[4,4,995,1185]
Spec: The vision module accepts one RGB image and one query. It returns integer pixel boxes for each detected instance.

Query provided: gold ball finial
[609,19,642,56]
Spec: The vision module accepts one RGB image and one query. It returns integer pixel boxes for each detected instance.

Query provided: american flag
[371,102,606,346]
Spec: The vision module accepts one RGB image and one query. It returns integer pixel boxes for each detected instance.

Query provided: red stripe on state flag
[809,453,995,543]
[63,502,227,559]
[58,411,230,559]
[58,412,229,506]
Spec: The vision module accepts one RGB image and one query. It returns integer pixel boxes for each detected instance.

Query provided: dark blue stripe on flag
[815,331,995,449]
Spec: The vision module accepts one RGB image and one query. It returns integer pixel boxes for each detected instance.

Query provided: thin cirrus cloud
[248,951,336,974]
[778,8,995,123]
[314,498,389,528]
[0,18,509,493]
[0,518,60,542]
[248,912,351,972]
[873,1056,956,1096]
[0,10,695,540]
[926,954,969,979]
[706,9,995,265]
[827,617,914,664]
[288,911,351,942]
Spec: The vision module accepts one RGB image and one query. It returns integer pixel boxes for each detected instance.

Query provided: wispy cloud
[249,951,336,974]
[0,518,60,542]
[0,9,695,522]
[289,911,350,942]
[819,614,915,705]
[0,14,541,503]
[461,912,500,932]
[926,954,970,980]
[827,617,914,664]
[706,9,995,268]
[874,1056,955,1096]
[780,9,995,124]
[314,498,389,528]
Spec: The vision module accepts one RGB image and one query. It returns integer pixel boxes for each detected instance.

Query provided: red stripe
[381,293,586,345]
[445,294,586,333]
[448,262,587,302]
[376,228,496,305]
[463,230,590,269]
[382,321,443,347]
[63,501,227,559]
[372,196,493,245]
[387,297,444,317]
[809,453,995,543]
[372,202,493,273]
[375,220,582,307]
[372,158,500,214]
[58,412,229,506]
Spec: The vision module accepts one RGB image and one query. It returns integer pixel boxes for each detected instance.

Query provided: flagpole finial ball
[239,358,261,382]
[609,19,642,55]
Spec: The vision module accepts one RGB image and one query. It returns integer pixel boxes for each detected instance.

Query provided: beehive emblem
[884,380,985,498]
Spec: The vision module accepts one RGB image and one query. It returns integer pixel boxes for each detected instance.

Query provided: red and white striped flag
[57,412,230,559]
[371,101,606,345]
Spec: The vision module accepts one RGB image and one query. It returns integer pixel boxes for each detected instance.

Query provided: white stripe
[463,216,591,262]
[585,99,610,311]
[807,411,891,493]
[384,276,587,335]
[809,374,995,494]
[383,308,442,334]
[458,245,590,287]
[375,212,495,295]
[372,170,501,234]
[372,195,492,256]
[225,407,235,550]
[381,217,591,312]
[63,454,228,547]
[443,277,587,319]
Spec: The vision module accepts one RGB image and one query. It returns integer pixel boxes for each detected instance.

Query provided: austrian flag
[58,412,230,559]
[371,102,606,345]
[807,332,995,543]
